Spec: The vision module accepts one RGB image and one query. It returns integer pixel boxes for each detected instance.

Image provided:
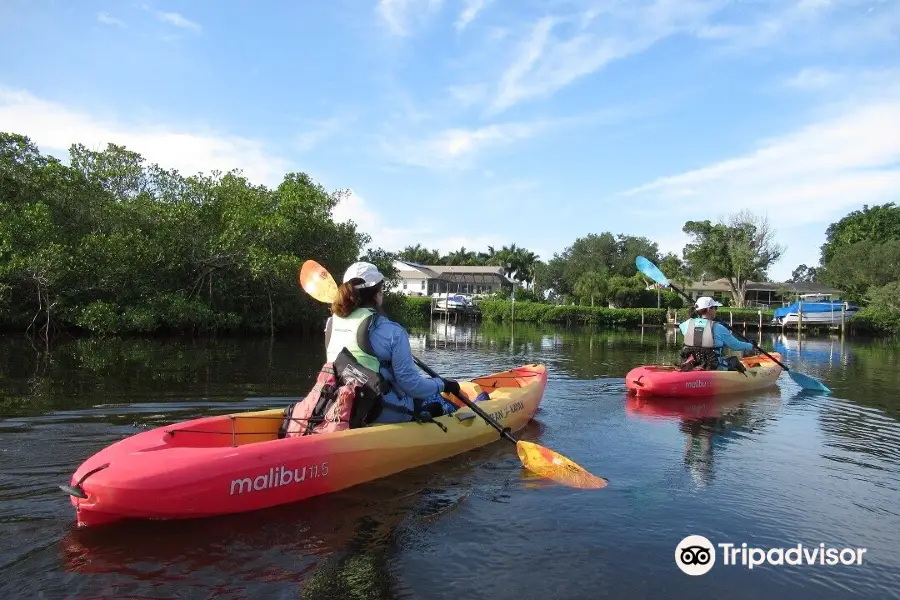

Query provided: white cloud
[97,12,126,27]
[464,0,900,114]
[330,187,543,261]
[0,88,290,187]
[294,116,354,152]
[785,66,843,90]
[377,0,444,36]
[487,1,721,114]
[697,0,900,54]
[383,119,556,170]
[330,189,507,258]
[380,106,634,171]
[446,83,489,108]
[456,0,490,31]
[617,70,900,275]
[157,11,202,33]
[331,188,423,247]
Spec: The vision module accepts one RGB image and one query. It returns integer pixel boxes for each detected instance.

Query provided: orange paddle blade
[298,260,338,304]
[516,440,608,489]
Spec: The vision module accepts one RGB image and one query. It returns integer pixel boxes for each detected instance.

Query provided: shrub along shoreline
[478,299,776,328]
[477,299,898,336]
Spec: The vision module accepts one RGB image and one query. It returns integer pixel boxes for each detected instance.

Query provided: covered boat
[61,363,547,528]
[772,294,858,326]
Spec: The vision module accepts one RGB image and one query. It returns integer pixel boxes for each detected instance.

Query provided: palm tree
[574,271,607,306]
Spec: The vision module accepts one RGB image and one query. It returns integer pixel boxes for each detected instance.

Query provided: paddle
[635,256,831,393]
[297,259,608,489]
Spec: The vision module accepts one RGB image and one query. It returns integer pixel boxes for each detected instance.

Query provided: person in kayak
[678,296,754,372]
[322,261,461,424]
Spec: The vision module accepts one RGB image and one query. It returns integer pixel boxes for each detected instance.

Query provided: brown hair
[691,307,715,319]
[332,278,383,317]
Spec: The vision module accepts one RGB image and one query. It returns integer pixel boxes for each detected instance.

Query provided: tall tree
[789,264,818,283]
[682,210,785,307]
[441,246,478,265]
[397,244,441,265]
[818,240,900,304]
[820,203,900,266]
[573,271,607,306]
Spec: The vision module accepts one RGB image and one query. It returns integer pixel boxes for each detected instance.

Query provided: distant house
[680,277,843,307]
[390,260,516,296]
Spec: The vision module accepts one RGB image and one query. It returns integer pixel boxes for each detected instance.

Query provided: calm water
[1,323,899,599]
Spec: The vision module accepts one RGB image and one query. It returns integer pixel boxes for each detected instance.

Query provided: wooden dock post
[641,307,645,326]
[841,303,846,337]
[798,301,803,335]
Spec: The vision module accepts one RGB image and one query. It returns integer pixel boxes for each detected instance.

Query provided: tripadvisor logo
[675,535,868,575]
[676,535,716,576]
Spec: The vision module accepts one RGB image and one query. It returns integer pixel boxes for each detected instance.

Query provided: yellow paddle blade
[298,260,338,304]
[515,440,608,489]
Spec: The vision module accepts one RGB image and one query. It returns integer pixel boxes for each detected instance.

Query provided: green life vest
[325,307,382,372]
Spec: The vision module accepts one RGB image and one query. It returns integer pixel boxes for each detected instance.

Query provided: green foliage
[573,271,607,306]
[852,308,900,336]
[359,247,400,289]
[0,132,366,336]
[541,232,659,303]
[850,281,900,336]
[478,299,667,327]
[820,203,900,266]
[397,244,442,265]
[397,243,540,285]
[660,290,684,309]
[381,294,431,327]
[789,264,818,283]
[818,240,900,304]
[682,210,785,307]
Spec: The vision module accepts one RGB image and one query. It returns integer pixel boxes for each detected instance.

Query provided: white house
[390,260,516,297]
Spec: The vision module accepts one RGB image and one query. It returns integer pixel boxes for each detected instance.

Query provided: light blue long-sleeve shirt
[678,318,754,354]
[325,312,448,423]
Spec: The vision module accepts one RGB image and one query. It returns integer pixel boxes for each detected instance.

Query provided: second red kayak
[624,353,783,398]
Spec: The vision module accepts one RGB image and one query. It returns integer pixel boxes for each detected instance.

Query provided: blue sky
[1,0,898,281]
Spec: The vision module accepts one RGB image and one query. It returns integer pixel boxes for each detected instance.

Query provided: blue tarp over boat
[773,300,857,318]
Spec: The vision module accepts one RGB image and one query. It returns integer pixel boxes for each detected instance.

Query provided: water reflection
[626,391,782,487]
[2,325,900,599]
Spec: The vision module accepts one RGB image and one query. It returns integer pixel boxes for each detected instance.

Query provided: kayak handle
[59,462,109,499]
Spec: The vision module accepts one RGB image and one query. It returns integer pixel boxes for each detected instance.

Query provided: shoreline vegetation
[2,132,899,339]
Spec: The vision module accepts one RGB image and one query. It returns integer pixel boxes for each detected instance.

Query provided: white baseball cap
[695,296,723,310]
[343,262,384,289]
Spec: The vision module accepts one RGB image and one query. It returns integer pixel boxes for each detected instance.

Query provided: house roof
[438,272,512,284]
[394,260,515,284]
[393,260,442,279]
[682,277,841,295]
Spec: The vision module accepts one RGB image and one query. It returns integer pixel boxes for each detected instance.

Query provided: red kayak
[624,353,783,398]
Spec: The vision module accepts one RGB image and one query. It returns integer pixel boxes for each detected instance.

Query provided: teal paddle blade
[788,370,831,393]
[636,256,669,287]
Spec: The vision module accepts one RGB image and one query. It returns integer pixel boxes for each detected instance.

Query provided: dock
[665,305,852,336]
[429,295,481,323]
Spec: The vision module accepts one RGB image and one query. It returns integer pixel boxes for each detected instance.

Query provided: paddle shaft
[665,281,793,373]
[412,356,519,444]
